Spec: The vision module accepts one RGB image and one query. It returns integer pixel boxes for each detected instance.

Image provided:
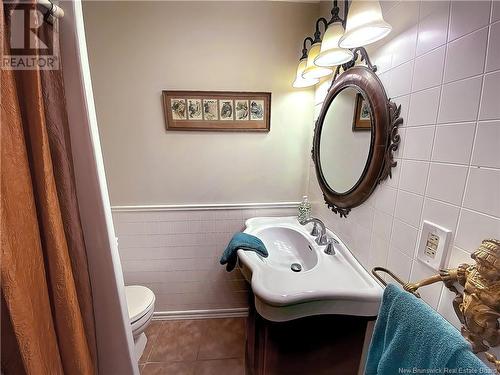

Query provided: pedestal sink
[237,216,383,322]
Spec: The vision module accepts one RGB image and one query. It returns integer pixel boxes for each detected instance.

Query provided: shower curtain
[1,1,97,374]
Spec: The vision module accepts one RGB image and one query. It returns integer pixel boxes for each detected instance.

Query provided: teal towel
[365,284,490,375]
[220,232,268,272]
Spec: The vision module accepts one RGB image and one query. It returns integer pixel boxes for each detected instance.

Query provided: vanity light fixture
[338,0,392,48]
[293,37,320,88]
[302,19,334,80]
[293,0,391,88]
[314,3,353,67]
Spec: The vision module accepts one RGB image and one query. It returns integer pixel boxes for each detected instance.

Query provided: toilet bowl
[125,285,155,360]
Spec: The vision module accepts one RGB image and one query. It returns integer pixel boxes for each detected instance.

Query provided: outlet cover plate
[417,220,452,271]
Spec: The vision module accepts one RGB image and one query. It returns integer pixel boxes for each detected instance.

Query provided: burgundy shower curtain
[1,1,97,373]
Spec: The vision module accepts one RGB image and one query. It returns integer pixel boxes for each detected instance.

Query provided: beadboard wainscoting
[112,203,298,318]
[308,0,500,330]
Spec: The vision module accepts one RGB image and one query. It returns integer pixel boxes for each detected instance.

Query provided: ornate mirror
[312,48,402,218]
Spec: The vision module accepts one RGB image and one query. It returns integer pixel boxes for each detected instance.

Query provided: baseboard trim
[153,308,249,321]
[111,202,299,212]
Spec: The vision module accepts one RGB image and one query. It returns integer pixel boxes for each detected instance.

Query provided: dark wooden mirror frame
[312,48,403,218]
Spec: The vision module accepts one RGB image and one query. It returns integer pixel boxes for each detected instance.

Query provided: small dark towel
[365,284,490,374]
[220,232,268,271]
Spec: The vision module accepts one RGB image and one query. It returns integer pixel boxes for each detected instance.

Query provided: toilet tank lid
[125,285,155,323]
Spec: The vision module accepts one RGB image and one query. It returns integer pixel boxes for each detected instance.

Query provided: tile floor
[139,318,246,375]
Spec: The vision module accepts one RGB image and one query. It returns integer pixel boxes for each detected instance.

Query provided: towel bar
[371,266,421,298]
[372,239,500,372]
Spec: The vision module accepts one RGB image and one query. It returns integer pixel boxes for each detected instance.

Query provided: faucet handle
[310,222,320,237]
[324,239,336,255]
[316,233,329,246]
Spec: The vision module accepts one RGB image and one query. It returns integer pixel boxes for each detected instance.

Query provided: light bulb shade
[339,0,392,48]
[292,59,319,88]
[302,43,333,80]
[314,22,354,67]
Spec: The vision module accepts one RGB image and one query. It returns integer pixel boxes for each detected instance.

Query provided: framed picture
[162,91,271,132]
[352,93,371,131]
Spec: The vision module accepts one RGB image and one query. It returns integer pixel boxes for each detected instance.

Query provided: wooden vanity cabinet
[245,295,374,375]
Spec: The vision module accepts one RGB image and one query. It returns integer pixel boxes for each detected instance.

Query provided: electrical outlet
[417,221,452,270]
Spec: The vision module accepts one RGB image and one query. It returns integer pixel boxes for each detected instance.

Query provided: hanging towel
[365,284,490,375]
[220,232,268,272]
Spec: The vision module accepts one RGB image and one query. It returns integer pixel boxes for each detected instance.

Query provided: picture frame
[352,93,372,131]
[162,91,271,132]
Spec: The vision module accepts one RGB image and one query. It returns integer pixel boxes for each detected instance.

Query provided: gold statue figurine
[404,239,500,371]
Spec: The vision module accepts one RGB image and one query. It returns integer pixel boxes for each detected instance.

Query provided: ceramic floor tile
[140,321,163,363]
[197,318,246,360]
[141,361,196,375]
[148,319,207,362]
[194,358,245,375]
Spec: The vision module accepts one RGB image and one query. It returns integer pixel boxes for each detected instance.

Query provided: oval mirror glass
[319,87,372,194]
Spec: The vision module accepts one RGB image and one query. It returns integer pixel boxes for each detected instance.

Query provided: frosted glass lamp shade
[292,59,319,88]
[314,22,354,67]
[339,0,392,48]
[302,43,333,80]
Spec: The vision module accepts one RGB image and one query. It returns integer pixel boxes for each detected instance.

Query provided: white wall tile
[387,246,413,280]
[472,120,500,168]
[391,25,418,67]
[431,122,476,164]
[410,260,443,309]
[492,1,500,22]
[412,46,446,92]
[479,71,500,120]
[372,210,394,240]
[374,186,398,215]
[486,21,500,72]
[455,208,500,251]
[394,95,410,126]
[417,0,450,56]
[426,163,468,205]
[395,190,424,228]
[378,71,391,92]
[403,126,435,160]
[386,158,401,188]
[396,127,406,158]
[421,198,461,234]
[369,234,390,268]
[385,1,420,39]
[389,61,413,97]
[391,219,419,257]
[448,245,473,266]
[444,27,488,83]
[372,44,393,73]
[463,167,500,217]
[407,87,440,126]
[438,76,483,123]
[399,160,429,195]
[449,0,491,41]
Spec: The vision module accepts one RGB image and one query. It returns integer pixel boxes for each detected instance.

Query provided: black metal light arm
[328,0,344,26]
[300,36,315,60]
[344,0,349,27]
[313,17,328,43]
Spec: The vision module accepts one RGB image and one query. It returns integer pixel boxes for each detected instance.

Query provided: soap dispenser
[298,195,311,223]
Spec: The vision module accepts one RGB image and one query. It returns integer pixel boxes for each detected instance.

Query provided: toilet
[125,285,155,360]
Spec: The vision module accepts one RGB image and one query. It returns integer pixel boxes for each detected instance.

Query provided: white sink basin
[238,216,383,322]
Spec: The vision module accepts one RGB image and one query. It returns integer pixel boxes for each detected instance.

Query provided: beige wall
[83,1,318,206]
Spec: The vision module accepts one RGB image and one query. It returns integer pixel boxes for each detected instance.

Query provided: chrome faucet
[299,217,336,255]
